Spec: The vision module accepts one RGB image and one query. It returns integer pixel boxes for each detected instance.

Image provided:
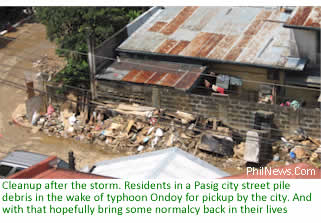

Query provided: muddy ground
[0,22,258,175]
[0,22,127,169]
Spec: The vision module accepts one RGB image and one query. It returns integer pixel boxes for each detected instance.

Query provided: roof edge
[283,24,321,32]
[116,48,307,72]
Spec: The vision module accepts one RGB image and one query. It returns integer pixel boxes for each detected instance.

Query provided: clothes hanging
[230,76,243,86]
[216,74,230,89]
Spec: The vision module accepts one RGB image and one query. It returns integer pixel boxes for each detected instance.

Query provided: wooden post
[87,34,97,100]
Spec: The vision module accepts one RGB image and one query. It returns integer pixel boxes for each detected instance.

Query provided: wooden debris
[125,120,135,135]
[308,137,320,147]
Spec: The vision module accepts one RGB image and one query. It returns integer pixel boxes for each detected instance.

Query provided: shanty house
[92,6,321,137]
[96,6,320,105]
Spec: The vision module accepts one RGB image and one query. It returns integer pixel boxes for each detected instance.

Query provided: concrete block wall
[96,81,321,138]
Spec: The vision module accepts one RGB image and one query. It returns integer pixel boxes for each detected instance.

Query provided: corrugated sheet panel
[1,151,47,167]
[118,6,307,70]
[96,58,205,91]
[286,6,321,29]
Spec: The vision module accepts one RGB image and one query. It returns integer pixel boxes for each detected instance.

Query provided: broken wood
[125,120,135,135]
[117,104,155,112]
[114,109,150,117]
[308,137,321,147]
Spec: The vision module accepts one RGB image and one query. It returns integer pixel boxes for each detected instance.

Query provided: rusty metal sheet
[122,70,141,82]
[146,72,167,84]
[197,33,225,57]
[149,21,168,32]
[133,71,154,83]
[303,7,321,28]
[224,35,252,61]
[208,35,239,60]
[158,73,181,86]
[244,10,272,35]
[287,6,313,26]
[168,40,190,55]
[175,72,201,90]
[237,10,282,64]
[155,39,178,54]
[181,32,213,57]
[161,6,198,35]
[181,7,220,31]
[117,7,306,70]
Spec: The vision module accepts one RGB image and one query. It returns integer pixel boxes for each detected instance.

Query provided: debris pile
[23,100,321,170]
[271,132,321,166]
[30,103,210,155]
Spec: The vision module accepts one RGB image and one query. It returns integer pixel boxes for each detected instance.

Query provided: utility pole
[87,33,97,100]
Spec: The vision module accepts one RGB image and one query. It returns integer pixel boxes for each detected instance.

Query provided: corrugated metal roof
[91,147,230,179]
[285,6,321,30]
[1,151,48,168]
[96,58,206,91]
[118,6,307,70]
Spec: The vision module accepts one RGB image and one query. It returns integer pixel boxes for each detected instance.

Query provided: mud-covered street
[0,22,126,169]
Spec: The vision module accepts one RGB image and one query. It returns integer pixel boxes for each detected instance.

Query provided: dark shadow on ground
[0,38,13,49]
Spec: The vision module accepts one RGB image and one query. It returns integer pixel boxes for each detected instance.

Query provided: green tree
[35,7,147,86]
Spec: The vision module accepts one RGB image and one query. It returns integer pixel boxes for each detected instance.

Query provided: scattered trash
[293,146,307,159]
[289,152,296,159]
[47,104,55,116]
[151,137,159,148]
[147,127,154,136]
[31,111,40,126]
[67,127,74,133]
[310,153,319,162]
[155,128,163,137]
[198,134,234,156]
[68,114,76,126]
[273,154,280,161]
[17,99,320,170]
[143,137,150,144]
[125,120,135,135]
[137,145,144,152]
[233,142,245,159]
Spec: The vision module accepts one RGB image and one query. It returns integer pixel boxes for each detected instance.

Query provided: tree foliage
[35,7,147,86]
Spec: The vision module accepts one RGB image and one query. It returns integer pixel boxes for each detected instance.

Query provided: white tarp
[89,147,230,179]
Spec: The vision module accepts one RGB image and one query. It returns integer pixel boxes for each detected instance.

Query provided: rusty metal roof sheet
[118,6,307,71]
[96,58,206,91]
[285,6,321,30]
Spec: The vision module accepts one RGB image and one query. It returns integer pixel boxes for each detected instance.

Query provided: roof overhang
[286,72,321,88]
[96,57,206,91]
